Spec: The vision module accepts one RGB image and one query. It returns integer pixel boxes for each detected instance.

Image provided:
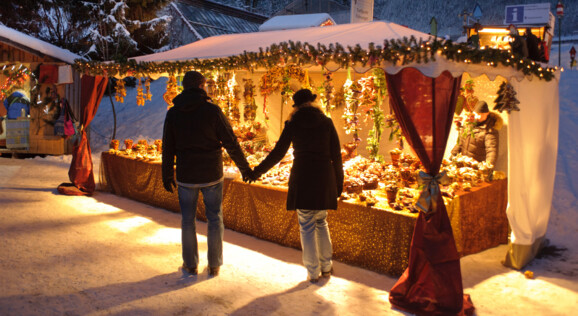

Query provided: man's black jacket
[162,87,250,185]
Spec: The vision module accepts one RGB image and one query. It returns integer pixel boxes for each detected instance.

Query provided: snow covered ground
[0,44,577,315]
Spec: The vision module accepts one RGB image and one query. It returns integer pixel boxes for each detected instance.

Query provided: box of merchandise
[6,119,30,149]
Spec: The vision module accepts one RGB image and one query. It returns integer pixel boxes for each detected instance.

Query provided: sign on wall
[351,0,374,23]
[504,3,551,25]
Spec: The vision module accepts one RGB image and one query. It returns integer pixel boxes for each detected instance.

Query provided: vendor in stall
[451,101,502,169]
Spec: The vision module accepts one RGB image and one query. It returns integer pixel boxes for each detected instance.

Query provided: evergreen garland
[73,37,558,81]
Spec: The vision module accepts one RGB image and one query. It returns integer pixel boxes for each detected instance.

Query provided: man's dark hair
[182,71,205,90]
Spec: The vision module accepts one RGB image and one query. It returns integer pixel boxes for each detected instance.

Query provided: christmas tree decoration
[493,82,520,113]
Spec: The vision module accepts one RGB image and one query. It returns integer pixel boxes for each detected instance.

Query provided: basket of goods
[389,148,402,166]
[344,178,364,194]
[154,139,162,154]
[124,139,133,151]
[384,180,399,205]
[147,145,157,156]
[109,139,119,151]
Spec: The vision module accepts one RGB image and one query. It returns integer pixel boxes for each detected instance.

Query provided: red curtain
[386,68,474,315]
[58,75,107,196]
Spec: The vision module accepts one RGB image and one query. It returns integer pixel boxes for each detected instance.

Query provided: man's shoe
[208,266,220,276]
[308,275,319,283]
[321,267,333,278]
[182,264,198,275]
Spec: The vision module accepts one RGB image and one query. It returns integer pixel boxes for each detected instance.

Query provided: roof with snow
[0,24,82,64]
[133,21,433,63]
[259,13,336,32]
[174,0,268,40]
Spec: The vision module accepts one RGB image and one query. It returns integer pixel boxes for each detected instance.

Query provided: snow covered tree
[83,0,140,61]
[36,0,93,56]
[125,0,172,54]
[0,1,42,35]
[83,0,170,61]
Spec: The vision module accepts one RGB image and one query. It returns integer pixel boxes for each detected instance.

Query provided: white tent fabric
[131,21,560,269]
[503,78,559,269]
[132,21,433,63]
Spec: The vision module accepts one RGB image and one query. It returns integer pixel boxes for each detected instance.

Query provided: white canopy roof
[132,21,433,63]
[131,21,544,82]
[0,24,82,65]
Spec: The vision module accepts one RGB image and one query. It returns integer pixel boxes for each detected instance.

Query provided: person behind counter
[162,70,252,277]
[248,88,344,283]
[451,100,503,170]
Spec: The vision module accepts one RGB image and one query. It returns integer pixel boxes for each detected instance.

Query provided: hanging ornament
[358,71,385,162]
[493,82,520,113]
[136,77,145,106]
[226,73,241,123]
[342,68,361,143]
[163,75,179,109]
[243,78,257,122]
[318,70,335,117]
[144,77,152,101]
[114,78,126,103]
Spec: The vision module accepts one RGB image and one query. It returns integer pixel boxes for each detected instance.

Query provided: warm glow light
[479,28,511,34]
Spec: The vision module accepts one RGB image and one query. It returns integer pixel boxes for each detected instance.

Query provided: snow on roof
[133,21,432,63]
[0,24,83,64]
[259,13,336,32]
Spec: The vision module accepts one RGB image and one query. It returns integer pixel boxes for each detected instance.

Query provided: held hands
[163,178,176,193]
[241,169,261,184]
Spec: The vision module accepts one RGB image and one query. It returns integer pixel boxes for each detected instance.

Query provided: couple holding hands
[162,71,343,282]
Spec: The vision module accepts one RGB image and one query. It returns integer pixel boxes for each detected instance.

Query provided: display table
[99,152,508,276]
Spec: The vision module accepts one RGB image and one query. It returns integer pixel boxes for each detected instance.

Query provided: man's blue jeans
[297,209,333,279]
[177,181,224,269]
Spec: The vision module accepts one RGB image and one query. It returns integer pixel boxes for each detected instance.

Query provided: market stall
[0,24,84,156]
[99,151,508,275]
[76,19,560,316]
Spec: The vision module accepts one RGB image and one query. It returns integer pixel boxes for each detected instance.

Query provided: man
[524,28,543,62]
[451,100,502,168]
[162,71,252,276]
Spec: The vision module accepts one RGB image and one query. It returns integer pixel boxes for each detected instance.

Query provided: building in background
[168,0,268,47]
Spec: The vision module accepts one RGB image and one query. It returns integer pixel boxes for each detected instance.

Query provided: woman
[250,88,344,283]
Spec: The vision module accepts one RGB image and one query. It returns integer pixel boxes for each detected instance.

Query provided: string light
[72,36,557,83]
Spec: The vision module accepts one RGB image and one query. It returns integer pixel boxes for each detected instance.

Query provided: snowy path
[1,156,577,315]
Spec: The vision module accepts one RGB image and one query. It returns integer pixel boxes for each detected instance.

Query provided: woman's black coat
[254,105,344,211]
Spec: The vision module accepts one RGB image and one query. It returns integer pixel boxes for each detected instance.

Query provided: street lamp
[556,1,564,67]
